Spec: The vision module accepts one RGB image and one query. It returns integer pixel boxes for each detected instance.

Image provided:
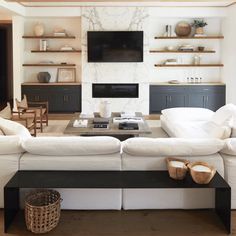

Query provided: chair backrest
[15,95,28,110]
[0,102,12,120]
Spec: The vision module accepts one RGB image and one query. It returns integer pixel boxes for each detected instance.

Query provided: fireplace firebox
[92,83,139,98]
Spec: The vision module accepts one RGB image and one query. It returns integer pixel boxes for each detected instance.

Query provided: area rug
[37,120,169,138]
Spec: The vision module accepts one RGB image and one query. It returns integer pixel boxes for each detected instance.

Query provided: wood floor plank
[0,210,235,236]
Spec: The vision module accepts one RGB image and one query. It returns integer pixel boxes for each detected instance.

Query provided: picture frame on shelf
[57,68,76,83]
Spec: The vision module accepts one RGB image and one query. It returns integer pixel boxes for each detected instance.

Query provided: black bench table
[4,170,231,234]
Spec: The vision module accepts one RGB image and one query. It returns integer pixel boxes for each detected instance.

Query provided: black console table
[4,171,231,234]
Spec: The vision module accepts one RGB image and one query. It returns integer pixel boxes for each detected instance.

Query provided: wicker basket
[166,158,189,180]
[25,190,61,234]
[188,162,216,184]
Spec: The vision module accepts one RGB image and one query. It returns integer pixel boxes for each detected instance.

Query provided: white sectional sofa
[1,104,236,210]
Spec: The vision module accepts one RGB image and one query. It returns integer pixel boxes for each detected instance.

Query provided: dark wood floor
[0,209,235,236]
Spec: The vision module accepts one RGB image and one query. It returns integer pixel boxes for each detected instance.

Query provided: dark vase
[37,72,51,83]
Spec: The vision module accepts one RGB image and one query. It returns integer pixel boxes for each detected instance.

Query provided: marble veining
[81,7,150,114]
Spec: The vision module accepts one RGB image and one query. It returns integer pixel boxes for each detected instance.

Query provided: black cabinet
[150,85,225,114]
[21,84,81,113]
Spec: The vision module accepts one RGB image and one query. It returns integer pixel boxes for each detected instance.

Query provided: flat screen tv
[87,31,143,63]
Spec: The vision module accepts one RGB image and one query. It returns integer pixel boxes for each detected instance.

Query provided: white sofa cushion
[22,136,121,156]
[122,137,224,157]
[221,138,236,155]
[161,107,214,121]
[0,117,31,139]
[0,136,24,154]
[211,104,236,126]
[160,116,231,139]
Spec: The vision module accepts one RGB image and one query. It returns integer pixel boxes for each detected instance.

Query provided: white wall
[222,4,236,104]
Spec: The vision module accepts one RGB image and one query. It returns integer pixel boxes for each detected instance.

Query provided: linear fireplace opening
[92,83,139,98]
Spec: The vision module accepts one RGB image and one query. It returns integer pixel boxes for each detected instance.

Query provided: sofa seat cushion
[161,107,214,122]
[22,136,121,156]
[0,117,31,139]
[0,136,24,154]
[122,137,224,157]
[20,153,121,170]
[221,138,236,155]
[161,115,231,139]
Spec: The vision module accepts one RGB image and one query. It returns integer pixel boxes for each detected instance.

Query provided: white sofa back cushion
[211,104,236,126]
[0,117,31,139]
[221,138,236,155]
[122,137,224,157]
[22,136,121,156]
[0,136,24,154]
[161,107,214,121]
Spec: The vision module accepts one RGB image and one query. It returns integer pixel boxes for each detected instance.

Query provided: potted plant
[192,19,208,35]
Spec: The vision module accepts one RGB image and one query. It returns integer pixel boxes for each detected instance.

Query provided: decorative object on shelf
[57,68,76,83]
[178,44,194,52]
[34,22,44,36]
[99,101,111,118]
[193,55,201,65]
[188,162,216,184]
[198,46,205,52]
[166,46,175,51]
[168,80,181,84]
[175,21,192,37]
[53,27,67,37]
[39,39,48,51]
[163,25,172,37]
[164,59,178,65]
[166,158,189,180]
[37,72,51,83]
[192,19,208,36]
[73,119,88,128]
[60,45,74,51]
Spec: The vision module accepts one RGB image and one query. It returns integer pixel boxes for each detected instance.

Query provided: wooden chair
[15,95,49,132]
[12,110,37,137]
[0,102,37,136]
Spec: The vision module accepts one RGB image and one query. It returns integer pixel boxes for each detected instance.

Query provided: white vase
[34,23,44,36]
[100,101,111,118]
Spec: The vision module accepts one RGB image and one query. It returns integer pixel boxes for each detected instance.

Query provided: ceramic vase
[37,72,51,83]
[195,27,204,35]
[100,101,111,118]
[34,23,44,36]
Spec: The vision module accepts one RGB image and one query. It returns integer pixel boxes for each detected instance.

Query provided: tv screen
[87,31,143,63]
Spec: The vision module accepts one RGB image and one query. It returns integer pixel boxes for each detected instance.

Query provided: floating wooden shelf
[150,50,216,53]
[22,82,81,86]
[23,64,76,67]
[155,64,224,68]
[31,50,81,53]
[155,36,224,39]
[23,35,76,39]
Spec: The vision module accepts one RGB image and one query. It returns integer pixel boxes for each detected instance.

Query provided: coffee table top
[64,112,152,136]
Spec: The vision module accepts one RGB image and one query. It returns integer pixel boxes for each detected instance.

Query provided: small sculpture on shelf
[175,21,192,37]
[34,22,44,36]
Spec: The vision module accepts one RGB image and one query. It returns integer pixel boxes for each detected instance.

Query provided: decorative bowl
[166,158,189,180]
[188,162,216,184]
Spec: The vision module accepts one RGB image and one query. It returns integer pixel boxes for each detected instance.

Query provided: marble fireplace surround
[81,7,150,115]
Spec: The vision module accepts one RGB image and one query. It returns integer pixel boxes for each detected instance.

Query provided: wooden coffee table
[64,112,152,140]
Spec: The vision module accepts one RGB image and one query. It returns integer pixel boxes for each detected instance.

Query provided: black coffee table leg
[215,187,231,234]
[4,187,20,233]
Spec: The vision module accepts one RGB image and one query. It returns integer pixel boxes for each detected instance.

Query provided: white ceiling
[4,0,236,7]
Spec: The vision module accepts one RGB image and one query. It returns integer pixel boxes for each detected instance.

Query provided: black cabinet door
[167,94,186,108]
[205,93,226,111]
[150,93,168,113]
[188,93,205,108]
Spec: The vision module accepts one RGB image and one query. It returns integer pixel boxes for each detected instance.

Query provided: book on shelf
[119,122,139,130]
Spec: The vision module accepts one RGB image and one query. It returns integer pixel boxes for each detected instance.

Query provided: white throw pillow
[0,129,4,135]
[0,103,12,120]
[122,137,224,157]
[211,104,236,126]
[22,136,121,156]
[220,138,236,155]
[0,117,31,139]
[0,135,24,154]
[161,107,214,121]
